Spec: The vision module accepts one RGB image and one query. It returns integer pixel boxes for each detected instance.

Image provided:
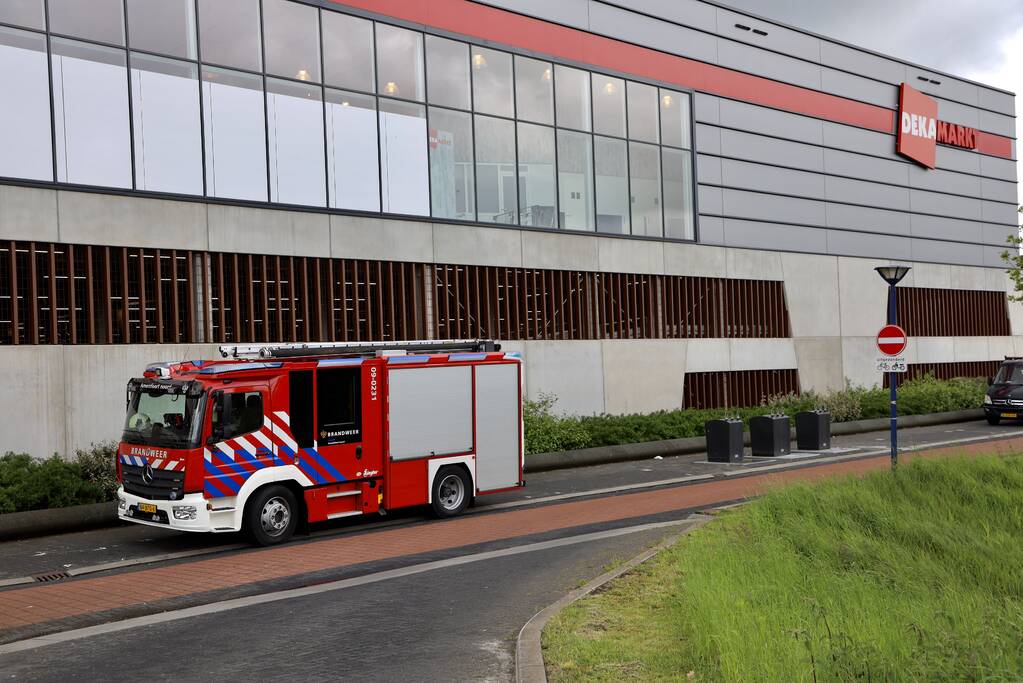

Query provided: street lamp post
[875,265,911,470]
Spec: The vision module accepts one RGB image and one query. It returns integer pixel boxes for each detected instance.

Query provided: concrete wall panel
[684,337,730,372]
[949,264,989,291]
[521,229,598,270]
[841,336,882,388]
[521,340,605,415]
[0,186,58,243]
[0,346,67,458]
[663,241,727,277]
[912,336,954,364]
[330,215,434,263]
[601,339,685,414]
[728,338,797,371]
[794,337,845,393]
[596,237,663,274]
[59,192,208,251]
[724,247,783,280]
[207,204,327,256]
[780,252,841,337]
[433,222,523,267]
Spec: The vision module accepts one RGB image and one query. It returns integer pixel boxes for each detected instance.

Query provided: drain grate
[33,571,71,583]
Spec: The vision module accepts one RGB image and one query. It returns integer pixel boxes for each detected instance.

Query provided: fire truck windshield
[122,381,205,449]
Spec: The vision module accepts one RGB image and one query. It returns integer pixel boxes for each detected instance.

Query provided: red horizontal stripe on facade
[333,0,1013,160]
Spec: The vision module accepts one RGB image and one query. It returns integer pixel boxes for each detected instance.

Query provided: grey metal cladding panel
[934,98,979,129]
[980,154,1018,182]
[473,0,589,28]
[719,129,823,172]
[934,146,981,175]
[982,200,1019,225]
[982,222,1016,247]
[722,218,829,253]
[821,122,895,159]
[693,93,720,125]
[697,215,725,244]
[714,8,821,63]
[718,99,822,145]
[716,40,821,90]
[600,0,718,33]
[825,176,909,211]
[907,68,979,107]
[977,109,1017,138]
[820,67,896,109]
[587,2,718,64]
[980,177,1018,204]
[825,203,910,236]
[697,154,721,185]
[722,188,826,226]
[826,229,913,260]
[720,158,825,199]
[909,189,981,221]
[907,165,980,196]
[698,184,723,214]
[819,41,905,84]
[909,214,982,244]
[977,87,1016,117]
[695,124,721,155]
[823,148,908,186]
[911,238,985,266]
[984,244,1008,267]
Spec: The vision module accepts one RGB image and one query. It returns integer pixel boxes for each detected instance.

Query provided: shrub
[523,393,592,455]
[0,452,107,514]
[74,442,120,499]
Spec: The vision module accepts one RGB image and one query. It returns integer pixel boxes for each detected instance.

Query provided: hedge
[523,375,988,455]
[0,443,118,514]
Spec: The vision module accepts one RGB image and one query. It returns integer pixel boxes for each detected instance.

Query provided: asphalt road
[0,418,1016,581]
[0,418,1019,682]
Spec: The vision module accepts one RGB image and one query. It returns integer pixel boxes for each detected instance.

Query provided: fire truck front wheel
[431,466,472,518]
[245,485,299,546]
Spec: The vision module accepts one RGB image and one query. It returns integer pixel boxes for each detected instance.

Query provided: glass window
[517,123,556,228]
[267,78,325,206]
[425,35,469,110]
[197,0,261,71]
[471,47,512,118]
[202,66,267,201]
[555,65,590,132]
[326,90,379,212]
[51,39,131,188]
[556,129,593,231]
[316,369,361,445]
[49,0,124,45]
[0,0,45,30]
[429,107,474,221]
[594,137,628,234]
[0,27,52,181]
[130,53,202,195]
[514,55,552,125]
[263,0,320,82]
[127,0,196,59]
[212,391,263,442]
[474,115,516,224]
[322,11,374,92]
[660,89,691,148]
[376,24,424,102]
[592,74,625,138]
[662,148,694,240]
[379,98,428,215]
[629,142,662,236]
[627,81,659,143]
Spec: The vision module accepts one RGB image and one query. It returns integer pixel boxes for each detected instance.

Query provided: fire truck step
[326,510,363,520]
[326,490,360,499]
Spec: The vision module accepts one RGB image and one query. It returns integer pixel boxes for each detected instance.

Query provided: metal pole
[888,283,898,470]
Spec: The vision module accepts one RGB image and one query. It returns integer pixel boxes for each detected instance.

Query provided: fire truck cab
[116,339,523,545]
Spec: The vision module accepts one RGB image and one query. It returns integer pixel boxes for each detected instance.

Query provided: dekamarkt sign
[896,83,978,169]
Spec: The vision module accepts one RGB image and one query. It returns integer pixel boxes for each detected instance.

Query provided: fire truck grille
[122,464,186,501]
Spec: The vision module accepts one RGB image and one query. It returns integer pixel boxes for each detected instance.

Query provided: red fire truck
[116,340,523,545]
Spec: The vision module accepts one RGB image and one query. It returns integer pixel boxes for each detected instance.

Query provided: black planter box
[750,415,790,457]
[705,419,744,462]
[795,410,831,450]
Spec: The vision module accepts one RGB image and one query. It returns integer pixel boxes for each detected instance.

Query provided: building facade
[0,0,1018,458]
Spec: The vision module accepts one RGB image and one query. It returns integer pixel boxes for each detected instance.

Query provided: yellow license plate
[1002,413,1017,419]
[138,503,158,514]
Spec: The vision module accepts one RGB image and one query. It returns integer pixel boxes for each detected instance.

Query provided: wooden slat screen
[882,360,1003,387]
[683,369,801,410]
[897,287,1009,337]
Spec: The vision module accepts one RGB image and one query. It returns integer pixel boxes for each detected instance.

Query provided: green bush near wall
[0,443,118,514]
[523,375,988,455]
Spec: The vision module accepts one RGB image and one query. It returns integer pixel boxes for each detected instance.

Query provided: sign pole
[888,284,898,470]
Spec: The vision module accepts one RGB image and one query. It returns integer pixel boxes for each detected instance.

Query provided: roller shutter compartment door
[474,363,520,491]
[388,365,473,460]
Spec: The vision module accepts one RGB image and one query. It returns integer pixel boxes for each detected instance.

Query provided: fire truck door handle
[355,446,362,460]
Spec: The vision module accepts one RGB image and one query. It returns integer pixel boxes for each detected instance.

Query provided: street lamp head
[875,265,911,286]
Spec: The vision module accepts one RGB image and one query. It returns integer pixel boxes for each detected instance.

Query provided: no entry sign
[876,324,908,356]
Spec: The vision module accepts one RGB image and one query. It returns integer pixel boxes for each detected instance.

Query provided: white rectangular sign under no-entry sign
[877,356,907,373]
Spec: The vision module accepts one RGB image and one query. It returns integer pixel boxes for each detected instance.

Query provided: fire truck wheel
[246,485,298,546]
[431,467,471,518]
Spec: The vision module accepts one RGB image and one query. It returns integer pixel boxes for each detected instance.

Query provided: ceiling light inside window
[296,69,310,81]
[472,53,486,70]
[661,94,673,108]
[385,81,399,95]
[542,67,551,81]
[603,81,616,95]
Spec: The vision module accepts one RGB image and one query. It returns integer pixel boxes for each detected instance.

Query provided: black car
[985,360,1023,425]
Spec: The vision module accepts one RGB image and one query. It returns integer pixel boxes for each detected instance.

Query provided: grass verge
[543,453,1023,681]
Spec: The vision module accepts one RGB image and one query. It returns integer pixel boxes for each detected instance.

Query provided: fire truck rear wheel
[431,467,471,518]
[246,485,298,546]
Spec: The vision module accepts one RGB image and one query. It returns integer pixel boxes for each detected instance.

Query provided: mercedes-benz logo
[141,464,155,485]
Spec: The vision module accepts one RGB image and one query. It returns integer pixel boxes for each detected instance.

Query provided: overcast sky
[720,0,1022,205]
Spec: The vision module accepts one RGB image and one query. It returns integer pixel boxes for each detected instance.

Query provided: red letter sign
[897,83,938,169]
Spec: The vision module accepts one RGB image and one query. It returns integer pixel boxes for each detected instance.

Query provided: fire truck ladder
[219,339,502,359]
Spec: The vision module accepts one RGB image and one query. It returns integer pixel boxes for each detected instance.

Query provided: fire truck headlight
[117,497,127,512]
[172,505,197,521]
